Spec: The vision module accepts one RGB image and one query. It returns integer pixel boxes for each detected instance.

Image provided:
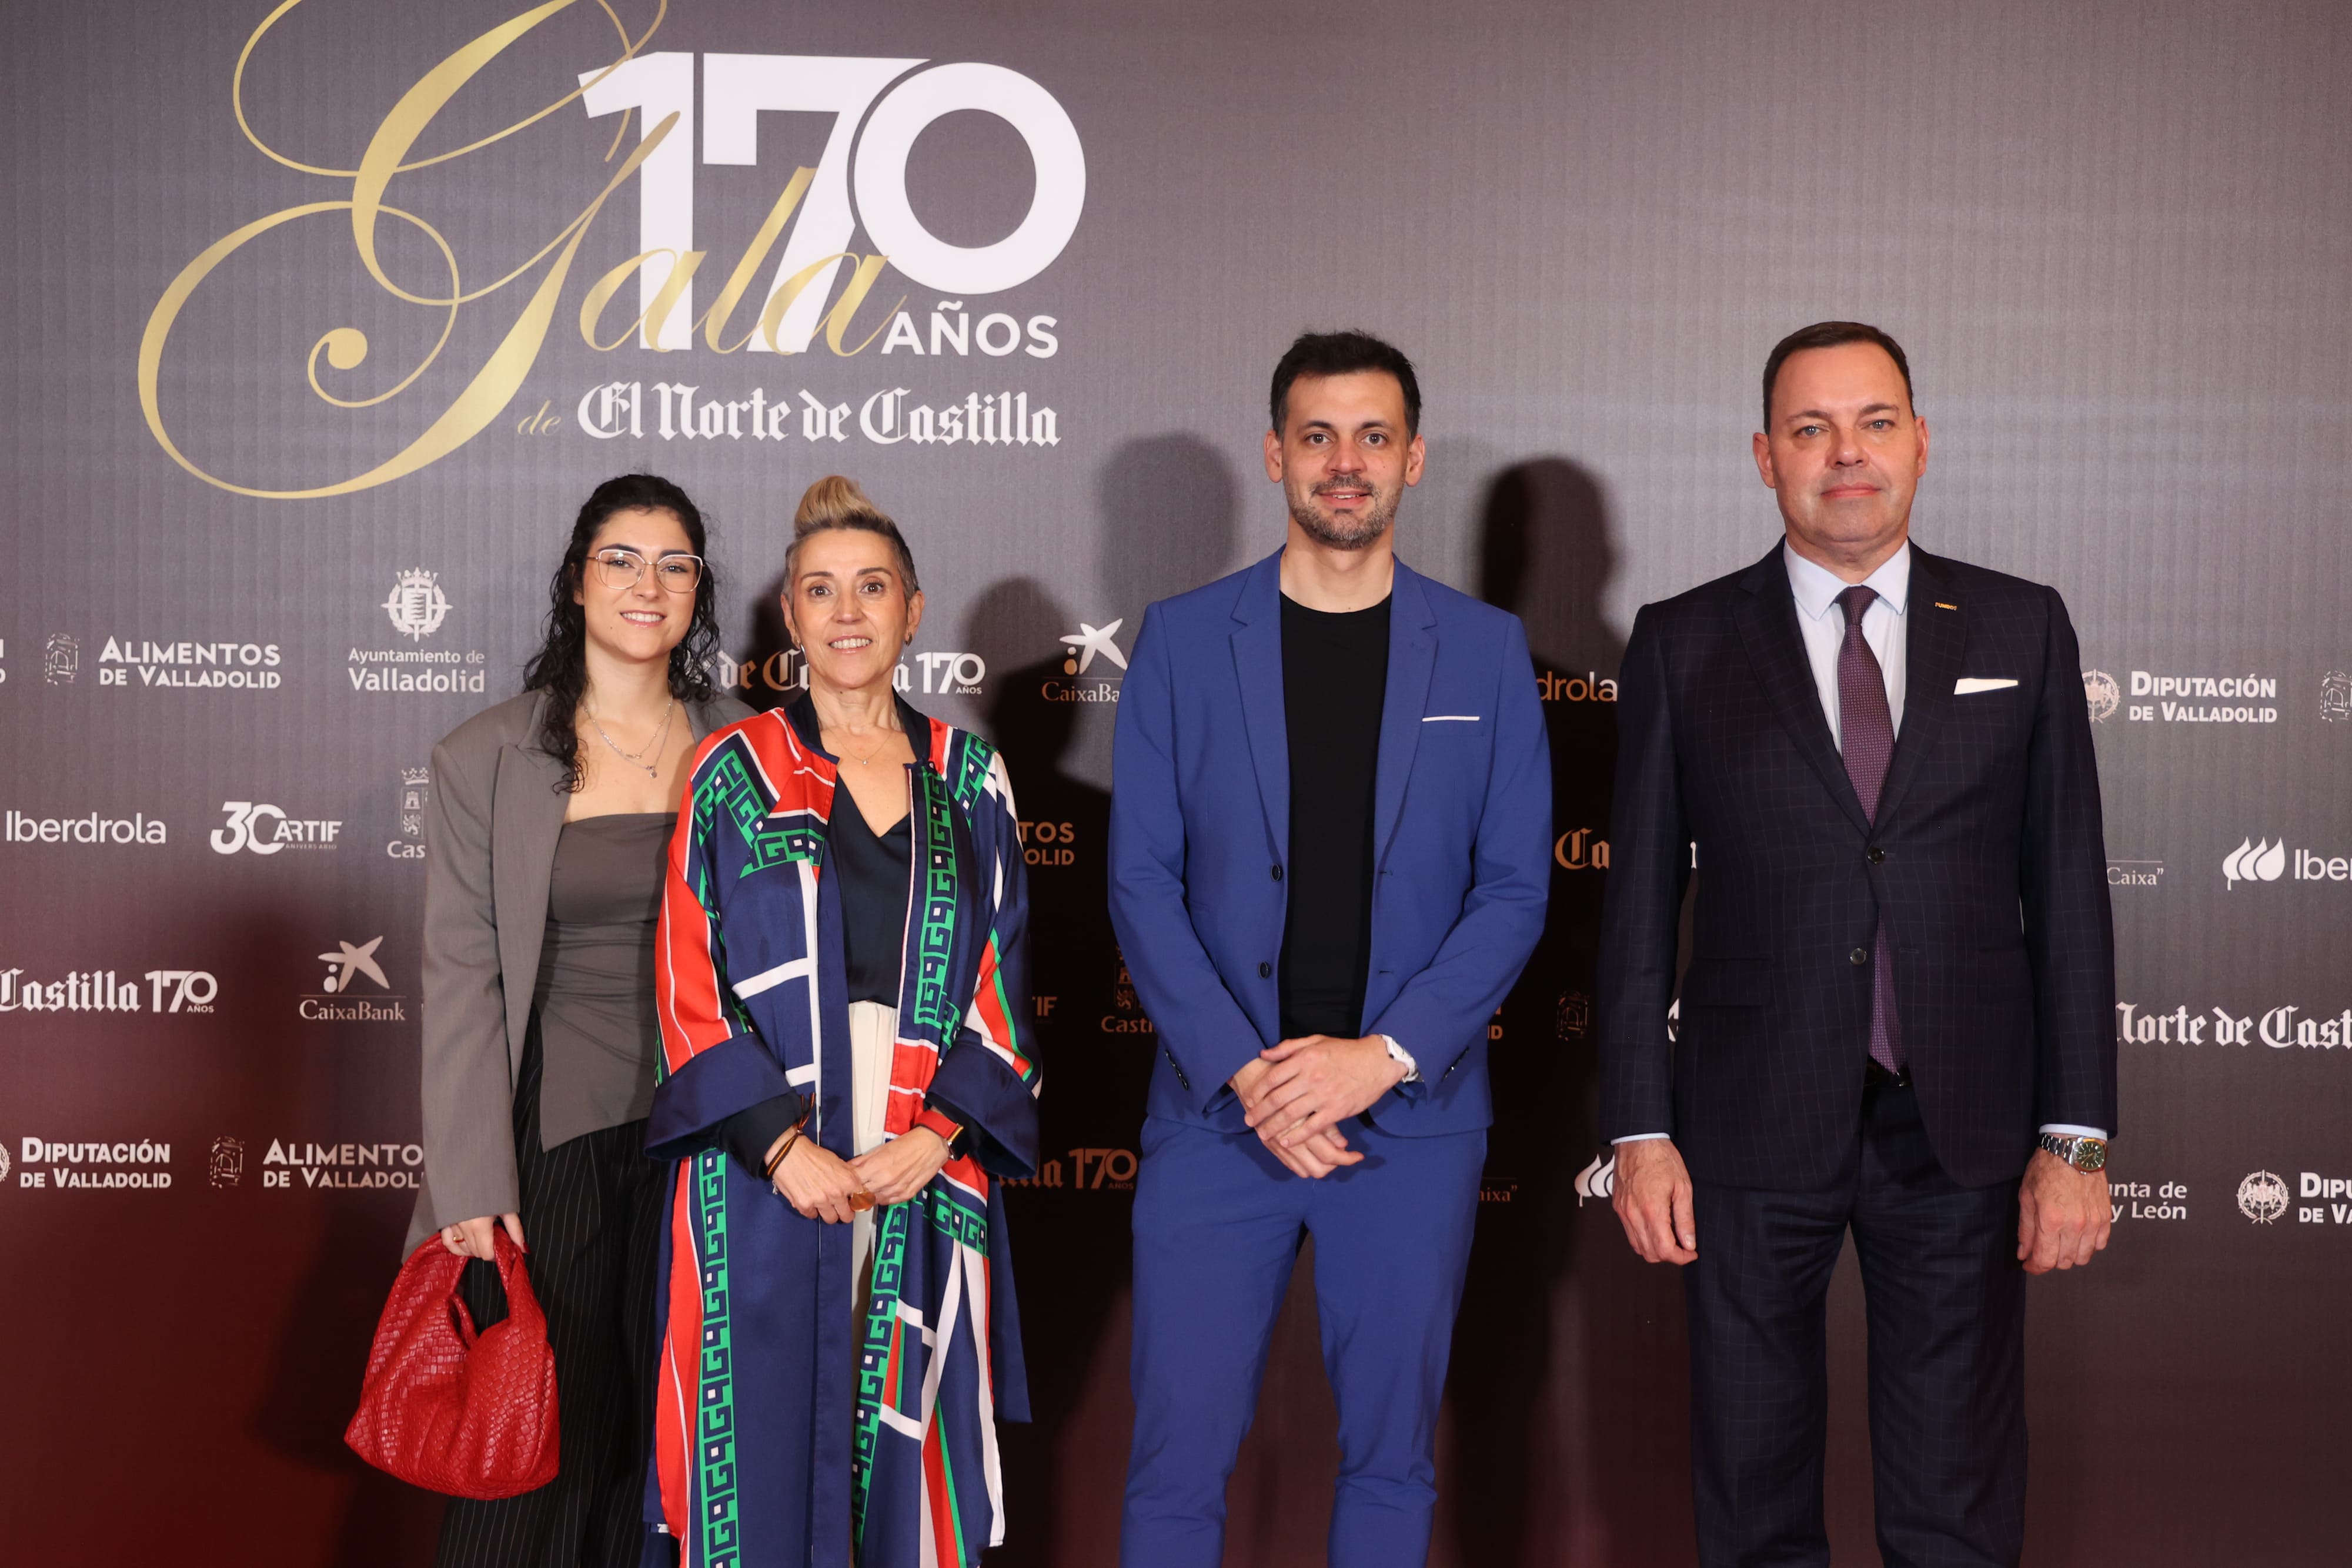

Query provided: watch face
[2074,1140,2107,1173]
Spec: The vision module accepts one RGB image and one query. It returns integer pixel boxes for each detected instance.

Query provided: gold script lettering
[140,1,669,499]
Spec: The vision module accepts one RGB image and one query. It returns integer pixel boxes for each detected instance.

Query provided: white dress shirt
[1784,538,1909,747]
[1615,539,2104,1147]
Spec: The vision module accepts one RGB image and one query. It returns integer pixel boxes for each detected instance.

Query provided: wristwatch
[2038,1132,2108,1173]
[1379,1035,1421,1084]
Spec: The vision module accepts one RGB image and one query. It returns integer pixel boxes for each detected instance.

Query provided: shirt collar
[1783,538,1912,622]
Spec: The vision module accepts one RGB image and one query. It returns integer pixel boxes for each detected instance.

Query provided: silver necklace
[587,696,676,778]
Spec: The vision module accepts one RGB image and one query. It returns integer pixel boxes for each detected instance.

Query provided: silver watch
[1381,1035,1421,1083]
[2037,1132,2108,1173]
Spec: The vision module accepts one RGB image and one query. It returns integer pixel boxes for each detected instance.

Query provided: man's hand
[2017,1148,2112,1273]
[848,1128,953,1208]
[1230,1057,1276,1118]
[1231,1057,1364,1179]
[1250,1035,1407,1151]
[1612,1138,1696,1265]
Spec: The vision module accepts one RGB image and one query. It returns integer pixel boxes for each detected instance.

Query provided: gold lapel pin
[1933,601,1958,610]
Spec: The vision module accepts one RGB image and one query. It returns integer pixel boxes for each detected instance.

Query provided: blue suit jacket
[1597,544,2118,1189]
[1108,551,1552,1137]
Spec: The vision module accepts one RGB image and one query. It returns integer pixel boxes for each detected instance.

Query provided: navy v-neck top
[829,793,913,1005]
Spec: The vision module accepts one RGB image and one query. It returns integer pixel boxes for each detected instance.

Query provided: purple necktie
[1835,586,1905,1074]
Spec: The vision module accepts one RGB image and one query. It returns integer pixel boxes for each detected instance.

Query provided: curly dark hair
[522,473,720,793]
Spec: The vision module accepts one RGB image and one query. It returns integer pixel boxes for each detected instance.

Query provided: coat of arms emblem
[382,569,450,641]
[2081,669,2120,724]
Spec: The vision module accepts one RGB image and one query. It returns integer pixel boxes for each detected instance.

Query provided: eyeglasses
[590,548,704,593]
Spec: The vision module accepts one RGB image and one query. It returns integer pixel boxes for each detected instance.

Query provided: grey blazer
[406,688,753,1251]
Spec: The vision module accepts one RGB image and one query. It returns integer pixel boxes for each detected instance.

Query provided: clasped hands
[1231,1033,1407,1179]
[766,1125,953,1223]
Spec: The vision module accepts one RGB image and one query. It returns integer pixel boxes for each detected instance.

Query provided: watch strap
[2038,1131,2107,1171]
[914,1104,967,1157]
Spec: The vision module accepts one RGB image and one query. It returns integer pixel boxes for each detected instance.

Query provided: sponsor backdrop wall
[4,1,2347,1562]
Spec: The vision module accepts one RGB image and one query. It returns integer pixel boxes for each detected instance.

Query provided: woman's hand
[848,1128,953,1208]
[440,1212,526,1260]
[772,1136,867,1223]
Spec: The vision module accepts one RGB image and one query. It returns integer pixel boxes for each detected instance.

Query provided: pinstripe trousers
[436,1014,674,1568]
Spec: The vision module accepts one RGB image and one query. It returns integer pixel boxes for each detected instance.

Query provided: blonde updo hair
[787,474,921,594]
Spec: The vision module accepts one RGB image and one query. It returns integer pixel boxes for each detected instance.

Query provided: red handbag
[345,1229,560,1498]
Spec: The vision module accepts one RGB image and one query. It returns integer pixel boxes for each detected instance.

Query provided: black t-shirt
[1278,592,1391,1041]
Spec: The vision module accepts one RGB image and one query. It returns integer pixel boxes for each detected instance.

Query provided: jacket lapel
[1731,546,1872,835]
[492,693,570,1068]
[1874,547,1964,831]
[1373,563,1438,862]
[1229,553,1290,862]
[685,696,730,745]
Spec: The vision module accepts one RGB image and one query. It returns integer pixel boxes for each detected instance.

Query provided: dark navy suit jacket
[1108,551,1552,1138]
[1598,543,2117,1190]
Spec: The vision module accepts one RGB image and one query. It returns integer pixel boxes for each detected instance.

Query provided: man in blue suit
[1599,322,2117,1566]
[1110,330,1551,1566]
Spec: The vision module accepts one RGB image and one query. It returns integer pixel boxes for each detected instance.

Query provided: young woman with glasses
[409,473,751,1568]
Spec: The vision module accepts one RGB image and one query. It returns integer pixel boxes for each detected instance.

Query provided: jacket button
[1271,864,1283,881]
[1866,846,1886,865]
[1849,947,1869,966]
[1259,961,1273,978]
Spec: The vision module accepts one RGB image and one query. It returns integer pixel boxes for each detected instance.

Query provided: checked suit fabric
[1835,585,1905,1075]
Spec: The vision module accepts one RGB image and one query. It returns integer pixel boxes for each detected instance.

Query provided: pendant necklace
[587,695,676,779]
[829,721,896,766]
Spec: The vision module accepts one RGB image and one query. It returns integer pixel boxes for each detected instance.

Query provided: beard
[1288,478,1397,550]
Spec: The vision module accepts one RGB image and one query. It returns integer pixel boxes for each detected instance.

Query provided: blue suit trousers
[1121,1113,1485,1568]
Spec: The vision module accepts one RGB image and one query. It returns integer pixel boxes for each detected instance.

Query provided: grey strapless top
[531,812,672,1147]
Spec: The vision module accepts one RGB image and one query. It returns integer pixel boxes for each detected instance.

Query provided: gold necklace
[829,725,895,766]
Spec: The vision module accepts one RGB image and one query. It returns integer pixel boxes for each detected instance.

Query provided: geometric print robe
[646,694,1040,1567]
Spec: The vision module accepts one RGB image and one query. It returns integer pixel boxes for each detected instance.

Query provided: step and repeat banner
[4,1,2347,1562]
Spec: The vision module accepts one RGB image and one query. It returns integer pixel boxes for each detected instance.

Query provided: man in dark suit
[1110,331,1551,1566]
[1598,321,2117,1567]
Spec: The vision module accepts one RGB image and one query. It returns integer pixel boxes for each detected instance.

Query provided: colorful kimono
[644,696,1040,1567]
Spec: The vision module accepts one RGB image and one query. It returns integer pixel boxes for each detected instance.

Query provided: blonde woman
[644,477,1040,1566]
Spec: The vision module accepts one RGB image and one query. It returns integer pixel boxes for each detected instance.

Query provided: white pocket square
[1953,677,2019,694]
[1422,714,1481,722]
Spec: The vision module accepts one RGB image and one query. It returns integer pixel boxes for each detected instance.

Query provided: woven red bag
[345,1229,559,1498]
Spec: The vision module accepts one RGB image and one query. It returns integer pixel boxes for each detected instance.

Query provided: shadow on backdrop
[1095,431,1251,611]
[977,433,1250,1564]
[732,568,796,716]
[1434,456,1695,1566]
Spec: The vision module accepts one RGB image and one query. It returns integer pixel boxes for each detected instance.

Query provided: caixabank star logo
[299,936,407,1022]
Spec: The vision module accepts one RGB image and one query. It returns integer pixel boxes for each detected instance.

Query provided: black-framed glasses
[590,547,704,593]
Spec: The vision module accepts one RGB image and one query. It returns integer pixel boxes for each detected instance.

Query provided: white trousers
[847,999,896,1320]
